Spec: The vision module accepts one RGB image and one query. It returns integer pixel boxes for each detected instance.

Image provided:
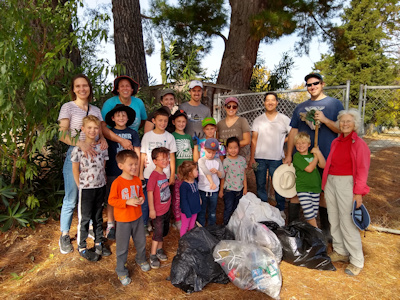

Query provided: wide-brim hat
[105,104,136,128]
[352,201,371,231]
[112,75,140,96]
[272,164,297,198]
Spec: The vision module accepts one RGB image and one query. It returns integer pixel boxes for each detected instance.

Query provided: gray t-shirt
[179,102,211,139]
[217,117,250,157]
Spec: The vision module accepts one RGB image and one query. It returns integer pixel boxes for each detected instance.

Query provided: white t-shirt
[252,112,291,160]
[198,157,223,192]
[141,130,177,179]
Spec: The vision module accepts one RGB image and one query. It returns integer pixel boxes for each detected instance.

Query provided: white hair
[336,108,362,134]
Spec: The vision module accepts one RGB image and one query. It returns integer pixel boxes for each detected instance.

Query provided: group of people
[57,72,370,286]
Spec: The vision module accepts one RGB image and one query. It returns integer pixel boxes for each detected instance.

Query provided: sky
[85,0,332,88]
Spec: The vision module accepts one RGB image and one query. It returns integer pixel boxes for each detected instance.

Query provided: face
[153,115,169,131]
[189,86,202,102]
[205,148,216,159]
[295,139,311,154]
[306,77,324,99]
[225,101,238,116]
[264,95,278,112]
[173,116,187,131]
[190,167,199,179]
[203,124,216,139]
[154,153,169,169]
[118,157,138,176]
[112,111,128,128]
[227,141,239,157]
[73,77,90,101]
[161,94,175,110]
[81,121,100,139]
[339,114,355,136]
[117,79,133,99]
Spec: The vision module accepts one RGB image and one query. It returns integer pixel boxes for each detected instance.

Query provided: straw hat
[272,164,297,198]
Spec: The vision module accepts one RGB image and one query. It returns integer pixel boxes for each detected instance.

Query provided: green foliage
[0,202,30,232]
[0,177,16,207]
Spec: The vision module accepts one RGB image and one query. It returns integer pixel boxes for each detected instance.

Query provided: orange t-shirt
[108,176,144,222]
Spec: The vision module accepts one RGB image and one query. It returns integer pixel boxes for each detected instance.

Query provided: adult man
[179,80,211,139]
[284,73,344,236]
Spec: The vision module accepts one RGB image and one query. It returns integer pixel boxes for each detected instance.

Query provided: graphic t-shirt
[293,152,322,194]
[179,101,211,139]
[223,156,247,191]
[217,117,250,156]
[172,132,194,173]
[70,144,108,189]
[147,171,171,216]
[106,127,141,176]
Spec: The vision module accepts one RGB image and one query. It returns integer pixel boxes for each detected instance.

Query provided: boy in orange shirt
[108,150,150,286]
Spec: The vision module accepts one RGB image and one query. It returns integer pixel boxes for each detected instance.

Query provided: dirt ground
[0,147,399,299]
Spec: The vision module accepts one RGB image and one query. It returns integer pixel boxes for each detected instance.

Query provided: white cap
[189,80,203,89]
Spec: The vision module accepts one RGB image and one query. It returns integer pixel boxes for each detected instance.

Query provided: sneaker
[59,235,73,254]
[79,249,99,262]
[345,263,362,276]
[280,211,286,220]
[106,227,116,240]
[156,248,168,262]
[139,261,151,272]
[95,243,111,257]
[329,251,350,263]
[88,228,95,240]
[118,275,132,286]
[150,255,160,269]
[172,220,182,230]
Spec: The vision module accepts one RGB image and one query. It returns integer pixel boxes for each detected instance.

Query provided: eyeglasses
[306,82,321,87]
[226,104,238,109]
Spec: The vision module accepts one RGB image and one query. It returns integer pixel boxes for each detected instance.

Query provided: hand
[310,146,320,154]
[137,197,145,205]
[243,187,247,195]
[283,156,292,166]
[354,194,363,208]
[169,176,175,186]
[149,210,156,220]
[193,134,200,146]
[79,141,98,158]
[99,137,109,150]
[120,138,134,150]
[210,168,218,174]
[314,110,328,124]
[248,158,256,170]
[210,182,217,190]
[218,190,224,198]
[126,198,138,207]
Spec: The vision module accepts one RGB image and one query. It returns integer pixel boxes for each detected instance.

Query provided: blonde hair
[82,115,100,127]
[294,131,311,144]
[178,161,198,181]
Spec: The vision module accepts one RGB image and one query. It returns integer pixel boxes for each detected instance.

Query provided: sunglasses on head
[226,104,238,109]
[306,81,321,87]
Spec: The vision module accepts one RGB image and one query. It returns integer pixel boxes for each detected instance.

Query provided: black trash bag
[170,227,230,293]
[260,221,336,271]
[205,224,235,241]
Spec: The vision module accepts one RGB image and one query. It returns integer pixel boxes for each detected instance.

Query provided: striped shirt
[58,101,103,140]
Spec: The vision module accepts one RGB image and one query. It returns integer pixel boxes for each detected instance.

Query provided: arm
[240,131,251,147]
[304,153,319,173]
[139,153,146,180]
[216,158,225,178]
[283,128,298,165]
[139,119,146,129]
[249,131,258,168]
[134,147,141,176]
[198,157,213,176]
[193,145,199,162]
[101,121,133,150]
[169,153,176,185]
[314,110,341,133]
[219,178,225,198]
[243,171,248,195]
[144,120,154,133]
[147,191,156,219]
[180,184,192,218]
[353,140,371,196]
[72,162,80,188]
[311,147,326,169]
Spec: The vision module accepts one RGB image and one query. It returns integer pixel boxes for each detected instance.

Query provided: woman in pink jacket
[322,108,370,276]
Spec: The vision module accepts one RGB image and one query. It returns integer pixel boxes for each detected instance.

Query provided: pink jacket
[322,131,370,195]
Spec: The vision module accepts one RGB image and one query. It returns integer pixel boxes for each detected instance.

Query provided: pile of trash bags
[170,192,335,298]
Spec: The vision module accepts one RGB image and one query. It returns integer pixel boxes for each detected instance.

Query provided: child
[171,109,199,230]
[140,108,177,235]
[178,161,202,237]
[249,92,291,219]
[197,138,225,226]
[293,132,326,227]
[198,117,226,159]
[147,147,172,269]
[219,137,247,225]
[71,115,111,262]
[108,150,150,286]
[104,104,141,240]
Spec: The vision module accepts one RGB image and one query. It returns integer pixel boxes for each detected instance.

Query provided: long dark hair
[70,74,94,102]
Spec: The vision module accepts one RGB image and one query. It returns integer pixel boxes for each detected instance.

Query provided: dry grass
[0,147,399,299]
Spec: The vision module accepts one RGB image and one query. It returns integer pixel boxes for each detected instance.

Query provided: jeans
[197,191,218,226]
[60,146,78,233]
[141,179,149,227]
[254,159,286,211]
[223,189,243,225]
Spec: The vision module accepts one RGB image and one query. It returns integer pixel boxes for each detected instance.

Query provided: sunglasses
[306,81,321,87]
[226,104,238,109]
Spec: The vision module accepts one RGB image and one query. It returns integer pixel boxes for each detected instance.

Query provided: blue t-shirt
[180,180,201,218]
[290,96,344,159]
[106,127,141,176]
[101,96,147,132]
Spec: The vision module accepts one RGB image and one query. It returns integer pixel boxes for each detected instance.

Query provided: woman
[144,88,177,133]
[322,109,370,276]
[58,74,106,254]
[216,97,251,156]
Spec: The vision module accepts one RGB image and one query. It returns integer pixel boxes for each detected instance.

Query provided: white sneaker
[280,211,286,220]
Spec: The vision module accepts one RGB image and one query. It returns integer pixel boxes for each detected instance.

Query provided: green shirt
[172,132,194,173]
[293,152,322,193]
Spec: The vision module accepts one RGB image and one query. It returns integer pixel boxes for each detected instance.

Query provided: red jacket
[322,131,370,196]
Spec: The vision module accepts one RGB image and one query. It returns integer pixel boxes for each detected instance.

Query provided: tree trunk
[217,0,265,90]
[112,0,149,87]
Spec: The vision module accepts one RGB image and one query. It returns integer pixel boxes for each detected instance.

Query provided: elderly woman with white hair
[321,108,370,276]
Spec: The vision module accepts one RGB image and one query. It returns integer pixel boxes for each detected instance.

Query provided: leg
[208,192,218,226]
[106,176,117,238]
[197,190,208,226]
[131,217,147,264]
[223,190,235,225]
[268,160,286,211]
[254,159,268,202]
[115,221,131,276]
[180,213,191,237]
[288,196,301,224]
[141,179,149,227]
[172,177,182,222]
[232,190,243,213]
[77,189,93,250]
[188,214,198,231]
[93,186,106,244]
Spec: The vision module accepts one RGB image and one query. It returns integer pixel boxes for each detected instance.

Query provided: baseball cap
[189,80,203,89]
[224,97,238,105]
[204,138,219,151]
[202,117,216,127]
[171,109,188,120]
[160,88,176,99]
[304,73,323,82]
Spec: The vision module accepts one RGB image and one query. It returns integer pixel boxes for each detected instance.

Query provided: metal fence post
[214,93,221,122]
[358,84,364,135]
[345,80,350,110]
